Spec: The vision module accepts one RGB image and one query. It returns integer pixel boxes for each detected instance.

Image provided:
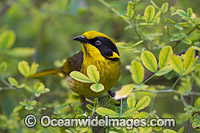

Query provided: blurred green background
[0,0,199,132]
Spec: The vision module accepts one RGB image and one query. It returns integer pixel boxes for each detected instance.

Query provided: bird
[31,31,121,113]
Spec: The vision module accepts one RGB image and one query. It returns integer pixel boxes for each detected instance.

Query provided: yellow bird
[31,31,121,112]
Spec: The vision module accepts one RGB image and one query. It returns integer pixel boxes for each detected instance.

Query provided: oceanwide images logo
[24,114,176,129]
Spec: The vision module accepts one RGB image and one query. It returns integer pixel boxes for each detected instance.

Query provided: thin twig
[187,82,195,133]
[180,95,187,108]
[143,74,155,84]
[170,76,182,90]
[120,99,123,117]
[149,93,156,114]
[98,0,160,48]
[0,74,28,99]
[172,26,198,49]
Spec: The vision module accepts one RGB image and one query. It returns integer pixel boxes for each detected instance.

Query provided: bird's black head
[72,31,120,61]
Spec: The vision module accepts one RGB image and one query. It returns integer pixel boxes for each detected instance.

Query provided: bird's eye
[95,40,101,46]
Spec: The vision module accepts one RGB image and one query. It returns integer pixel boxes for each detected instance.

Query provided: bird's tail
[30,68,64,78]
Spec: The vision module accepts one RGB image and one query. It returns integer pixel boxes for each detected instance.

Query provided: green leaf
[13,105,23,113]
[167,18,176,24]
[133,84,149,89]
[169,55,184,74]
[154,11,162,24]
[90,83,104,93]
[120,15,129,20]
[161,2,168,13]
[86,104,93,111]
[70,71,93,83]
[139,22,154,26]
[170,6,176,15]
[127,93,136,109]
[178,126,184,133]
[177,22,190,27]
[187,8,193,17]
[184,48,194,71]
[126,1,134,18]
[34,82,44,92]
[87,65,100,83]
[130,60,144,84]
[192,115,200,128]
[20,100,37,110]
[191,46,200,51]
[0,61,7,74]
[141,51,157,72]
[150,0,159,10]
[5,47,35,57]
[175,24,183,30]
[182,38,192,44]
[159,46,173,69]
[176,9,187,18]
[96,107,119,117]
[18,84,25,88]
[18,61,30,77]
[114,84,134,100]
[93,98,98,108]
[34,82,49,97]
[170,36,180,41]
[8,77,19,87]
[133,40,144,47]
[194,97,200,107]
[133,112,149,119]
[121,108,138,117]
[0,30,16,49]
[155,66,172,76]
[144,5,155,23]
[25,85,34,93]
[135,96,150,111]
[163,129,177,133]
[30,62,39,74]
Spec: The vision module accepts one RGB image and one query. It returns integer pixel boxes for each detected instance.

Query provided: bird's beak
[107,52,120,59]
[72,35,88,44]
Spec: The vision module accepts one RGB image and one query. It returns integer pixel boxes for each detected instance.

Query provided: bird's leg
[80,95,86,115]
[108,90,115,97]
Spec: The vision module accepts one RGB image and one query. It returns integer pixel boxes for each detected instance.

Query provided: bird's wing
[61,50,83,75]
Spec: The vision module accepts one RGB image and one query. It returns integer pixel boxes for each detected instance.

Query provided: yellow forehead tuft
[82,31,114,43]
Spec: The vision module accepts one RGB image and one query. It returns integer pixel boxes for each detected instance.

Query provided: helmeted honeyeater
[31,31,121,112]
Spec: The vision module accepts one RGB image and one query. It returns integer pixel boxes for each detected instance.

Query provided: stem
[149,93,156,114]
[187,82,195,133]
[180,95,187,108]
[187,120,190,133]
[0,74,28,99]
[139,25,149,36]
[120,99,123,117]
[143,74,155,84]
[0,75,20,91]
[130,19,151,51]
[170,76,182,90]
[131,20,141,40]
